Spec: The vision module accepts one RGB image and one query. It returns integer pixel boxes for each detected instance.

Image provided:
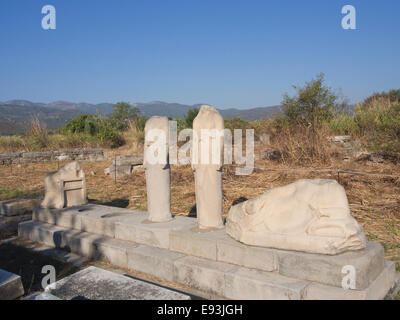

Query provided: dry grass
[123,121,144,155]
[272,125,338,165]
[0,144,399,270]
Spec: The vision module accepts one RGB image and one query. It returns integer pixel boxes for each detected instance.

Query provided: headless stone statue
[192,105,224,229]
[226,179,367,255]
[144,116,172,222]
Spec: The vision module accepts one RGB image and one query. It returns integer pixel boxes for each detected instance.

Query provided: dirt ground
[1,149,399,272]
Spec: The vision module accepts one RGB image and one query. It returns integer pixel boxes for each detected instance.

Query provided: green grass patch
[0,187,43,201]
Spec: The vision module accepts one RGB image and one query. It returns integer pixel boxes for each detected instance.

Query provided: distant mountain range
[0,100,281,135]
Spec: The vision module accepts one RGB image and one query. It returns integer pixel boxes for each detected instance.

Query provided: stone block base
[0,268,24,300]
[19,205,399,300]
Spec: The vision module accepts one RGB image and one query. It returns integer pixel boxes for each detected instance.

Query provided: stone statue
[192,105,224,229]
[226,179,366,255]
[144,116,172,222]
[41,161,87,209]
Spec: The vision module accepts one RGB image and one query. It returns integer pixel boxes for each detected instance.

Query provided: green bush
[224,118,250,131]
[171,117,187,132]
[355,97,400,152]
[328,113,359,136]
[63,114,124,148]
[281,73,347,129]
[133,115,147,132]
[185,108,199,128]
[112,102,140,129]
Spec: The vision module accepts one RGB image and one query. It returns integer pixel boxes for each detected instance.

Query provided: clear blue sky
[0,0,399,109]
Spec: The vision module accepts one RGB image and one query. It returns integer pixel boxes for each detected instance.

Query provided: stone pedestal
[19,204,399,300]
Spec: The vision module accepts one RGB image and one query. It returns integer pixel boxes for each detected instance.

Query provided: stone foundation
[0,149,105,165]
[0,269,24,300]
[18,204,398,300]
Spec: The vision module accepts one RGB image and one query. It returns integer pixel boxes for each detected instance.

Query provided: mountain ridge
[0,100,282,134]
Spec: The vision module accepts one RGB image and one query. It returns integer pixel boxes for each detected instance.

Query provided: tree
[185,108,199,128]
[282,73,346,130]
[363,89,400,107]
[281,73,348,158]
[112,102,140,123]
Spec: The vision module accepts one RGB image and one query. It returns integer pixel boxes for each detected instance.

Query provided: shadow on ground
[89,198,130,208]
[0,242,79,296]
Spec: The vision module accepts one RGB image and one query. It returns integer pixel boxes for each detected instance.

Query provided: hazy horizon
[1,98,284,111]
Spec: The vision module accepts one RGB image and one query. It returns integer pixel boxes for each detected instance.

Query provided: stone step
[32,205,387,290]
[44,266,190,300]
[0,198,41,217]
[303,261,397,300]
[18,220,397,300]
[0,268,24,300]
[33,205,197,249]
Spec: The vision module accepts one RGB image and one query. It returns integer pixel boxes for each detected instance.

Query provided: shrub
[24,118,50,151]
[63,114,124,148]
[328,113,359,136]
[172,117,187,132]
[355,95,400,152]
[0,135,26,152]
[279,74,349,158]
[112,102,140,125]
[281,73,347,129]
[184,108,199,128]
[224,118,251,131]
[64,114,99,134]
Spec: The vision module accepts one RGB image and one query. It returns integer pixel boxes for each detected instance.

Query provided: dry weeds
[0,147,399,269]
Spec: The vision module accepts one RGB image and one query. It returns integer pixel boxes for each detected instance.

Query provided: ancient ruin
[226,179,367,255]
[144,116,172,222]
[41,161,87,209]
[104,155,144,178]
[13,120,399,300]
[192,105,224,229]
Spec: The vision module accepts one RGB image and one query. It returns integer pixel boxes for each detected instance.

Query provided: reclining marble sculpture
[192,105,224,229]
[226,179,366,255]
[144,116,172,222]
[41,161,87,209]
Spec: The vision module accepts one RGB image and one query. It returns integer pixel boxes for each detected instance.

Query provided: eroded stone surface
[48,266,191,300]
[144,116,172,223]
[19,219,396,300]
[275,242,385,290]
[226,179,367,255]
[170,227,226,260]
[30,207,384,290]
[0,268,24,300]
[173,256,236,297]
[192,105,224,229]
[41,161,87,209]
[225,267,309,300]
[0,198,41,217]
[303,261,397,300]
[104,156,144,178]
[128,245,185,282]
